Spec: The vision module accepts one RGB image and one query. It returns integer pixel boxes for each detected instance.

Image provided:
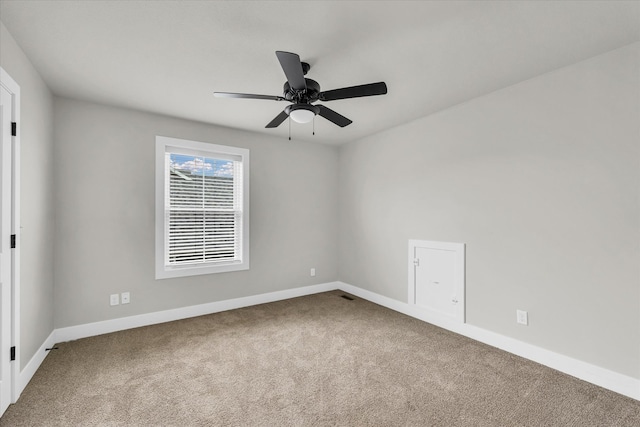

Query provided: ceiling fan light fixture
[286,104,320,124]
[289,108,316,123]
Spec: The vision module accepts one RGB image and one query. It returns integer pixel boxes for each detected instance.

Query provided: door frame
[0,66,21,413]
[408,239,465,323]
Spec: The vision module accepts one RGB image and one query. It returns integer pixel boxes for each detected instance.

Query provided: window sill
[155,261,249,280]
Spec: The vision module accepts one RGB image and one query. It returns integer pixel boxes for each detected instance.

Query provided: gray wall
[53,98,338,328]
[338,43,640,379]
[0,22,55,368]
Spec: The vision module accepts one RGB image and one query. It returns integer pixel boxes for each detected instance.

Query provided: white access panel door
[415,247,456,316]
[409,240,465,324]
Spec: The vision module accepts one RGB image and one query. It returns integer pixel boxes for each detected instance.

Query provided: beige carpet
[1,291,638,426]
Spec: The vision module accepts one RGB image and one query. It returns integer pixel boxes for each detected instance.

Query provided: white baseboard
[55,281,340,343]
[337,281,640,401]
[17,329,56,398]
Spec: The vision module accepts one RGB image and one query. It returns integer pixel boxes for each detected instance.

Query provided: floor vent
[340,295,354,301]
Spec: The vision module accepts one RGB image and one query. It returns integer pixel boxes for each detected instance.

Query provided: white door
[0,81,13,416]
[409,240,465,324]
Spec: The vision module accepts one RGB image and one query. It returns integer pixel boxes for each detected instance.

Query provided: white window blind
[156,136,249,279]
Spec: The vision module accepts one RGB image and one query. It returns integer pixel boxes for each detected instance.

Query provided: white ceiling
[1,1,638,145]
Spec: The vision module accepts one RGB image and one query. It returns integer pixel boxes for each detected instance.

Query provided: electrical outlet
[310,268,316,277]
[121,292,130,304]
[516,309,528,325]
[110,294,120,306]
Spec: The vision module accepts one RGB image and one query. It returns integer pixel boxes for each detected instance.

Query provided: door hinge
[11,122,17,137]
[10,346,15,361]
[10,234,16,249]
[413,258,420,267]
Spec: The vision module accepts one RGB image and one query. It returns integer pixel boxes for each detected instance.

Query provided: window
[155,136,249,279]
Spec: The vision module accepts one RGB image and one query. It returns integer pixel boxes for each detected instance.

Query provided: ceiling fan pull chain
[288,116,291,141]
[313,116,315,136]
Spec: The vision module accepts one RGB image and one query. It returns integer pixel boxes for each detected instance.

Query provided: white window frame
[155,136,249,279]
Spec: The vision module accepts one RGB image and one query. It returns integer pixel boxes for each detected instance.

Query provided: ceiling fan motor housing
[283,79,321,102]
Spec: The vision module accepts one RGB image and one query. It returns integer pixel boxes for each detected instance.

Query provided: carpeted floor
[1,290,638,426]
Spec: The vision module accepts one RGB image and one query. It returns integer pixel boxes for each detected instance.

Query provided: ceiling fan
[214,51,387,129]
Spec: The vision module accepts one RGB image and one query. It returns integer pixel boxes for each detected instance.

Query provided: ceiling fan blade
[265,110,289,128]
[276,51,307,92]
[319,82,387,102]
[214,92,285,101]
[317,105,352,127]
